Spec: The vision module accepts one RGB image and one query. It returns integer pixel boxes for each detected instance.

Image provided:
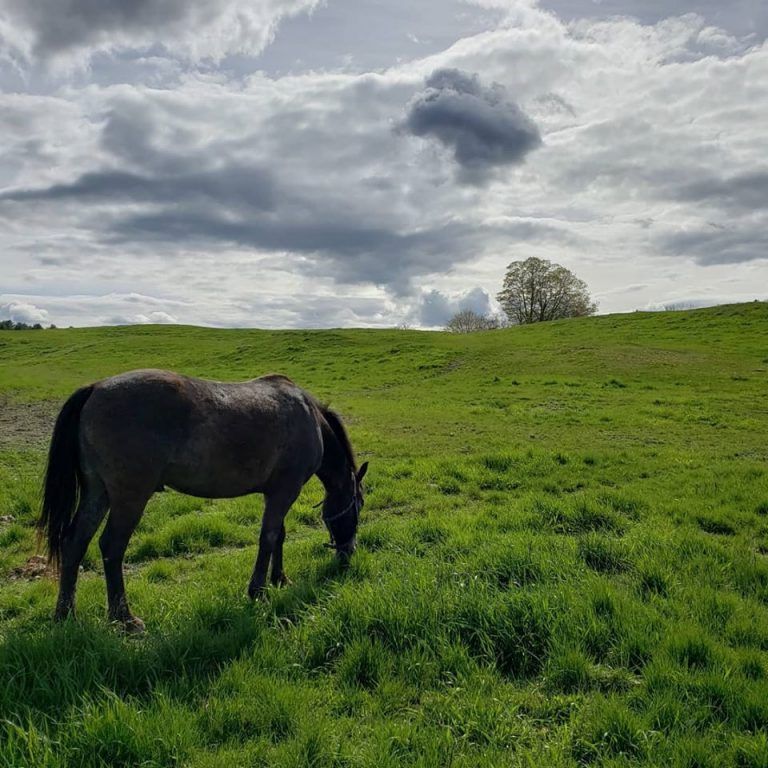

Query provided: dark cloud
[108,204,574,293]
[1,167,275,211]
[108,209,532,294]
[99,107,178,171]
[661,224,768,266]
[402,68,542,184]
[0,166,478,293]
[8,0,194,56]
[657,171,768,266]
[7,161,457,291]
[0,0,315,62]
[2,158,570,289]
[673,171,768,212]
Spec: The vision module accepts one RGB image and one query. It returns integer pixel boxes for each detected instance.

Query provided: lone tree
[497,257,597,325]
[446,309,500,333]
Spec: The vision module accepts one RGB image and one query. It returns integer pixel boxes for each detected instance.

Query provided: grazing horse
[38,370,368,633]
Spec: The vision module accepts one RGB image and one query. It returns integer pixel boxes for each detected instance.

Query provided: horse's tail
[39,385,94,567]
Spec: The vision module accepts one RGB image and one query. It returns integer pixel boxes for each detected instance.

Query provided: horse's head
[322,461,368,561]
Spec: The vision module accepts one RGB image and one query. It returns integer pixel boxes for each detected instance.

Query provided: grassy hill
[0,302,767,767]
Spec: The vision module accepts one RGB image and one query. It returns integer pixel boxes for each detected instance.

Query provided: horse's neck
[317,419,350,492]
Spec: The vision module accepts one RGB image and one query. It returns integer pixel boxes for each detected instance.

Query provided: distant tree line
[0,320,55,331]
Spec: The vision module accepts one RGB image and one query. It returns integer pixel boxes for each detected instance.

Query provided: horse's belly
[162,451,271,499]
[165,477,264,499]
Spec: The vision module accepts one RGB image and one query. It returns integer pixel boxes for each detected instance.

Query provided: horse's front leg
[248,488,299,599]
[270,523,292,587]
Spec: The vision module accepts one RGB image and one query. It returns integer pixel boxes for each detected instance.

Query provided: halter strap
[322,495,359,550]
[322,496,357,524]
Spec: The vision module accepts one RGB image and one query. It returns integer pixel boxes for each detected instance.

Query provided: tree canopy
[496,257,597,324]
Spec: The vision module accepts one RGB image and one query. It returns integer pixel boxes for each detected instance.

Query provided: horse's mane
[320,406,357,471]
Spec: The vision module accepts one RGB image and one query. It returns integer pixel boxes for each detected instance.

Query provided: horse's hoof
[120,616,146,635]
[273,573,292,588]
[248,584,266,601]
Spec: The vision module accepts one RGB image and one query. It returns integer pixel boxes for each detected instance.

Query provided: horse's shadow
[0,557,357,723]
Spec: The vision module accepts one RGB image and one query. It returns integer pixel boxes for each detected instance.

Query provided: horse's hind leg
[99,491,150,633]
[54,478,109,621]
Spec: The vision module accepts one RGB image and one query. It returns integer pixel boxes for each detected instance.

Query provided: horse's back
[78,369,323,498]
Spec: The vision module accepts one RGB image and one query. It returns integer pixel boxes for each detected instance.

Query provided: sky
[0,0,766,329]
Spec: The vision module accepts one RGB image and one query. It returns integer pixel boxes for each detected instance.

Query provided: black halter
[322,496,358,550]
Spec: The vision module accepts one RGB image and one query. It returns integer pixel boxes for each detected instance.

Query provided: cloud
[1,167,275,210]
[107,310,178,325]
[657,171,768,265]
[0,289,399,329]
[0,300,49,325]
[232,292,399,328]
[402,68,542,184]
[537,0,768,41]
[0,3,767,327]
[103,207,566,296]
[672,171,768,212]
[661,224,768,266]
[108,211,460,292]
[416,286,496,327]
[0,0,319,65]
[0,80,567,295]
[0,292,190,328]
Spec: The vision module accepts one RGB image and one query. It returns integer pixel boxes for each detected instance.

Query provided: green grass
[0,302,767,766]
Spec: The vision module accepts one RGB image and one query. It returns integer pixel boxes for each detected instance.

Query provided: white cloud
[0,292,186,328]
[416,287,498,328]
[111,311,179,325]
[0,300,49,325]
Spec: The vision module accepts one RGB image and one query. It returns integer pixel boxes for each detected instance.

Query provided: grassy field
[1,302,767,767]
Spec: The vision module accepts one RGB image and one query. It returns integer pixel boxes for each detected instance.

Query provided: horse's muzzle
[335,537,357,562]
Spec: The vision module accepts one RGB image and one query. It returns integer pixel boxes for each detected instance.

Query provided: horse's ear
[357,462,369,482]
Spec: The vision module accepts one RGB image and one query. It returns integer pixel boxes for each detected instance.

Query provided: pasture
[0,302,767,767]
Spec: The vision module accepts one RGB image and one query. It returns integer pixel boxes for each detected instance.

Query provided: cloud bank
[0,1,766,327]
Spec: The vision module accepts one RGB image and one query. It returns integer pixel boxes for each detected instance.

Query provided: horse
[38,369,368,633]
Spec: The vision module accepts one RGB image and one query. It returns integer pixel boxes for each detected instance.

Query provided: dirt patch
[8,554,53,581]
[0,396,58,450]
